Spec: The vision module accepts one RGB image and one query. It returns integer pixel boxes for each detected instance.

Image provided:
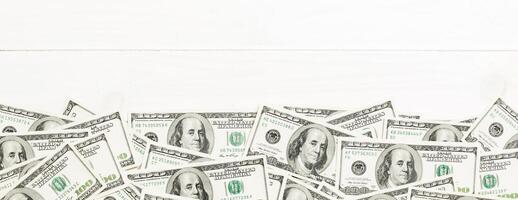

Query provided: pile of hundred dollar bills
[0,99,516,200]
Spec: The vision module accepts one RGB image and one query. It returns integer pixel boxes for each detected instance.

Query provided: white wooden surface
[1,1,517,121]
[0,51,516,120]
[1,0,517,49]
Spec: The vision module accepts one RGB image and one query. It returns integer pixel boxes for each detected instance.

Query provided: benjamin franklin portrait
[28,117,67,131]
[375,144,422,189]
[283,184,313,200]
[504,134,518,149]
[3,188,43,200]
[167,113,214,154]
[422,124,463,142]
[166,168,213,200]
[287,124,335,176]
[0,136,35,170]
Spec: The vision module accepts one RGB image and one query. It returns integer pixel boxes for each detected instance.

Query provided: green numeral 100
[457,187,470,193]
[75,179,94,196]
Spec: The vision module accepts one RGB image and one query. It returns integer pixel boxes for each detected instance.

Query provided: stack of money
[0,98,516,200]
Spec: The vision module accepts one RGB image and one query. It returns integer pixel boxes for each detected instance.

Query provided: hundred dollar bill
[64,112,135,168]
[129,112,256,158]
[266,168,322,199]
[317,182,349,199]
[460,118,477,124]
[267,172,286,200]
[398,114,421,120]
[62,100,95,119]
[276,169,322,190]
[281,173,335,200]
[326,101,395,138]
[140,191,195,200]
[130,133,150,169]
[62,104,138,170]
[383,118,471,142]
[337,138,478,195]
[282,106,342,119]
[128,155,269,200]
[0,157,44,196]
[475,149,518,198]
[73,133,127,194]
[0,130,90,168]
[353,176,456,200]
[245,105,364,186]
[464,98,518,151]
[141,141,213,170]
[283,105,417,121]
[354,185,414,200]
[97,184,141,200]
[1,143,105,200]
[409,188,499,200]
[0,103,72,133]
[289,170,321,189]
[413,175,456,191]
[318,183,345,199]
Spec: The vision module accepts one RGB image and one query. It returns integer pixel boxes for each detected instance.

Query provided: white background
[1,1,518,120]
[1,51,517,120]
[1,0,518,49]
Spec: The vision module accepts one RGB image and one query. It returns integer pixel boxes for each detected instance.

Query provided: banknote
[267,172,286,200]
[281,173,335,200]
[140,191,195,200]
[0,103,72,133]
[326,101,395,138]
[0,130,90,169]
[409,188,499,200]
[128,155,269,200]
[281,107,412,120]
[283,105,417,121]
[129,112,256,158]
[288,171,321,189]
[265,168,322,199]
[282,106,342,119]
[1,143,105,200]
[245,105,364,186]
[0,157,44,196]
[62,100,95,119]
[353,176,456,200]
[130,133,150,169]
[318,183,346,199]
[73,133,127,194]
[464,98,518,151]
[398,114,421,120]
[64,112,135,168]
[355,185,415,200]
[97,184,141,200]
[383,118,471,142]
[413,175,456,191]
[337,138,478,195]
[141,141,213,170]
[460,118,477,124]
[475,149,518,198]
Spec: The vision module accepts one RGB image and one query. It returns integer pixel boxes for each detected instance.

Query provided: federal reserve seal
[435,164,452,177]
[489,122,504,137]
[482,174,498,189]
[265,129,281,144]
[351,160,367,175]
